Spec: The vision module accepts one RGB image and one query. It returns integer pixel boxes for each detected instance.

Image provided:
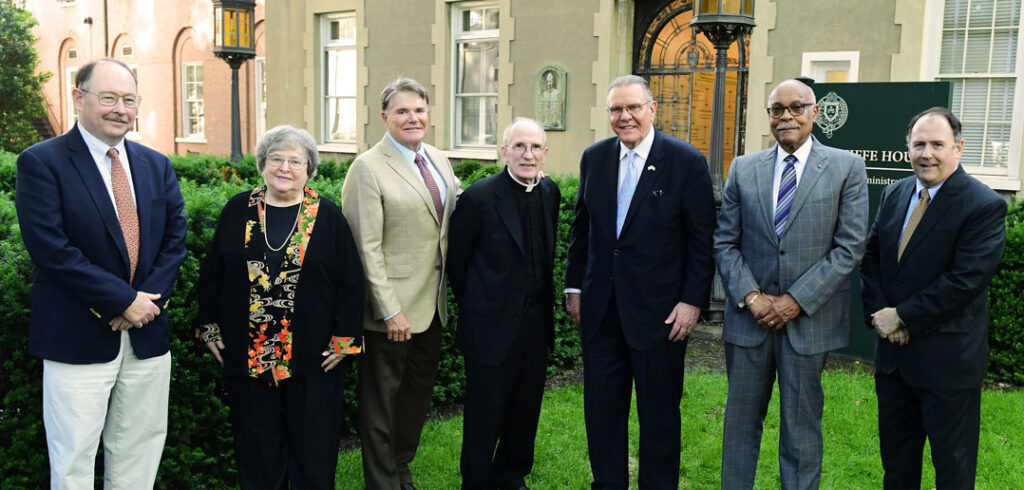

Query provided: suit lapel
[125,141,152,271]
[494,175,526,258]
[755,147,777,242]
[900,167,965,262]
[780,141,829,237]
[380,137,441,226]
[66,127,132,272]
[620,132,662,237]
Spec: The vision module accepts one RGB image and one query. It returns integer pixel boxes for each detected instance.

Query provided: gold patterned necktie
[108,148,139,282]
[898,188,929,261]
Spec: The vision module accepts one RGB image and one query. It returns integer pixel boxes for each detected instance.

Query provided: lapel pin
[653,190,664,197]
[647,165,656,171]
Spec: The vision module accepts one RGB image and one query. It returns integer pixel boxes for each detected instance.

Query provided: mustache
[104,114,130,124]
[776,123,800,130]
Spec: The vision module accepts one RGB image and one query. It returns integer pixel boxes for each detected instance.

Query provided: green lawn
[338,369,1024,488]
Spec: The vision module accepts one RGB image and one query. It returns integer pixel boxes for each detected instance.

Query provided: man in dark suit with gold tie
[861,107,1006,489]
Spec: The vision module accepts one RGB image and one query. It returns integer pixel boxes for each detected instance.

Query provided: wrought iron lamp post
[692,0,755,316]
[213,0,256,163]
[691,0,755,202]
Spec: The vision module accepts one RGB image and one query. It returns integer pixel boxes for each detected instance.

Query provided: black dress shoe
[400,484,416,490]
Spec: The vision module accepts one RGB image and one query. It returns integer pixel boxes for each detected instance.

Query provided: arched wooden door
[636,0,749,172]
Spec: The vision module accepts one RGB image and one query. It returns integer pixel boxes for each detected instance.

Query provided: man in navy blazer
[565,75,716,489]
[861,107,1006,489]
[15,59,186,488]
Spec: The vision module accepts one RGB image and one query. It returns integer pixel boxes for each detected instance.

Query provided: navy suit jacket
[861,166,1006,390]
[565,130,716,350]
[447,170,560,366]
[16,125,187,363]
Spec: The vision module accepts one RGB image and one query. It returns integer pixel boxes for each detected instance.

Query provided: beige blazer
[341,135,460,333]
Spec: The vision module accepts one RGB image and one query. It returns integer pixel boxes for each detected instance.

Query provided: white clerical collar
[506,166,538,192]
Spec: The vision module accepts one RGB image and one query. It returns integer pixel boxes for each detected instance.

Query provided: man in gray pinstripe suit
[713,79,869,489]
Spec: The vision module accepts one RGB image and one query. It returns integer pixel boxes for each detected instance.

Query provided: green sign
[810,81,951,361]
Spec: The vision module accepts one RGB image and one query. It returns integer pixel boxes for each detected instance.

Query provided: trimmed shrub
[988,198,1024,384]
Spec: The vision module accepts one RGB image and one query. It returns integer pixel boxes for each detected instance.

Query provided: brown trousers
[358,316,443,489]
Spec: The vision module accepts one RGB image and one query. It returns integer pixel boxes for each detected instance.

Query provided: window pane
[484,8,499,29]
[944,0,969,29]
[940,29,965,72]
[339,17,356,41]
[327,97,356,142]
[457,41,498,94]
[960,123,984,165]
[968,0,994,28]
[988,78,1015,122]
[990,28,1017,72]
[985,122,1011,167]
[964,30,992,73]
[326,48,356,97]
[960,78,988,120]
[994,0,1021,27]
[458,95,496,146]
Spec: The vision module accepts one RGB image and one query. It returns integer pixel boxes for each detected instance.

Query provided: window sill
[971,175,1021,192]
[317,143,358,154]
[442,148,498,162]
[175,137,207,144]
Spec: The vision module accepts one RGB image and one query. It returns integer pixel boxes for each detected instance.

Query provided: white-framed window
[66,66,79,131]
[255,57,267,139]
[936,0,1022,172]
[451,3,499,148]
[126,65,140,138]
[320,13,356,144]
[801,51,860,83]
[58,0,75,6]
[181,62,204,139]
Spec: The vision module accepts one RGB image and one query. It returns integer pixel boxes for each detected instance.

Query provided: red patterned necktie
[414,153,444,224]
[108,148,139,282]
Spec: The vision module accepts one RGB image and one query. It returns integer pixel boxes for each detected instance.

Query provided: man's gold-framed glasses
[767,102,814,119]
[266,155,308,170]
[607,101,652,118]
[81,90,142,108]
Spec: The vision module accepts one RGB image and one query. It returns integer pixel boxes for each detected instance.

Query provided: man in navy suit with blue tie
[15,59,186,488]
[565,75,716,489]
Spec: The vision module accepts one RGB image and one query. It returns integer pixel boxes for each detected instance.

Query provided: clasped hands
[746,291,801,332]
[109,291,162,331]
[870,307,910,346]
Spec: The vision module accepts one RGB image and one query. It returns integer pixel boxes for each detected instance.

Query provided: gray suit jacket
[714,137,869,355]
[341,136,461,334]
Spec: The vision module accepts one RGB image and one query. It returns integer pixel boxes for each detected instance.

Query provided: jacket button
[613,248,620,255]
[435,264,441,270]
[779,250,786,255]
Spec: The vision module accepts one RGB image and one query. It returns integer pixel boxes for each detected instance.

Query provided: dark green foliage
[0,2,51,154]
[988,198,1024,385]
[0,151,16,192]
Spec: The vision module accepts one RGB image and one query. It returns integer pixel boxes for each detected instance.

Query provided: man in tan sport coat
[341,77,460,490]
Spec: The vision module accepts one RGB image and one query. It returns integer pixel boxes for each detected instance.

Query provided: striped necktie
[898,188,930,261]
[774,154,798,239]
[414,153,444,225]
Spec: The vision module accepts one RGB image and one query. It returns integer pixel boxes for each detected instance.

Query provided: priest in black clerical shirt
[447,117,561,490]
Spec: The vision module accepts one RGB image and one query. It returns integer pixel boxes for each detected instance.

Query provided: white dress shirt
[77,123,136,215]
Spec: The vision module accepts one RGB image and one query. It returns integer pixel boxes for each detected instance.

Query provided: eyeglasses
[266,155,308,170]
[607,101,651,118]
[767,102,814,119]
[81,90,142,108]
[509,143,546,155]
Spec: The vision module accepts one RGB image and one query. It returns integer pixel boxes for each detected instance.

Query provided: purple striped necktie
[774,154,797,239]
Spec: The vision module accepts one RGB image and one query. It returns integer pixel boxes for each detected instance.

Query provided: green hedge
[0,152,582,488]
[3,149,1021,487]
[988,198,1024,384]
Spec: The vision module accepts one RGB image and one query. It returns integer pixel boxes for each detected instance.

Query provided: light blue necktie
[616,150,640,237]
[774,154,797,239]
